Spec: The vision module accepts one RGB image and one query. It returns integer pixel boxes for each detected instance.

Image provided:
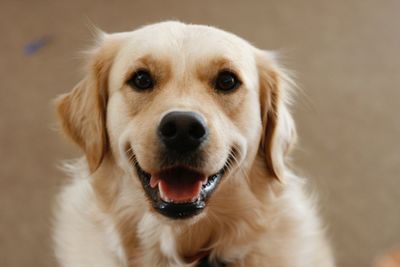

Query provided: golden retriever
[54,21,335,267]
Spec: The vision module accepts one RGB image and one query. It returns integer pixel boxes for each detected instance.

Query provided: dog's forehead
[115,22,255,68]
[107,22,261,92]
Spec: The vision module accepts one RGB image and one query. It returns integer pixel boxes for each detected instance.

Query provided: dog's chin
[130,154,231,220]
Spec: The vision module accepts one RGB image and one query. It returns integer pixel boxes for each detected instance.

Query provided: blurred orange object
[375,249,400,267]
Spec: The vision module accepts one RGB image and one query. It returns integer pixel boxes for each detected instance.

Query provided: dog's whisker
[225,152,235,174]
[125,145,138,166]
[223,146,243,177]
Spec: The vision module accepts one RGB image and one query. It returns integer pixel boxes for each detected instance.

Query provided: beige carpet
[1,1,399,266]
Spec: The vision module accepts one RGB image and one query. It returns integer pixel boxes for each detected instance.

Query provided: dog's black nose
[158,111,208,153]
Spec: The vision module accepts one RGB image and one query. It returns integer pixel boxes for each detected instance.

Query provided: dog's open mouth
[129,150,230,219]
[151,167,209,203]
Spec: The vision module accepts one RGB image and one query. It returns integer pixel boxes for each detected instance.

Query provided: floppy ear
[56,33,122,172]
[257,50,297,181]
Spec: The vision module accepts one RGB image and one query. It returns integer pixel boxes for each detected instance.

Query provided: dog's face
[57,22,296,220]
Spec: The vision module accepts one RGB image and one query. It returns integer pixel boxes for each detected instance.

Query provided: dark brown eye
[127,70,154,91]
[214,71,241,92]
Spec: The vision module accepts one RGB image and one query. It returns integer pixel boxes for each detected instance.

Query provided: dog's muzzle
[127,111,232,219]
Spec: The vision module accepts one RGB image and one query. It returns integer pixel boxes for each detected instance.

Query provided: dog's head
[57,22,296,220]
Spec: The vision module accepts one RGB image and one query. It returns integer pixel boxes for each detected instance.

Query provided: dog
[53,21,335,267]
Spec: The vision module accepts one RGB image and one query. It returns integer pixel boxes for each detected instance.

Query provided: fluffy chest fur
[53,158,334,267]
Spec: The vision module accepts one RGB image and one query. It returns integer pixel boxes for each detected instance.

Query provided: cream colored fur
[53,21,335,267]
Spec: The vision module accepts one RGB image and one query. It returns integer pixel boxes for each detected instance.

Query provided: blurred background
[1,0,399,266]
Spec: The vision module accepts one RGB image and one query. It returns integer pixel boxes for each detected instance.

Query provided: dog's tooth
[159,185,166,200]
[159,184,172,203]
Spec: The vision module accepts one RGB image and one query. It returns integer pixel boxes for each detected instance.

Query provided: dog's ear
[56,33,123,172]
[257,50,297,181]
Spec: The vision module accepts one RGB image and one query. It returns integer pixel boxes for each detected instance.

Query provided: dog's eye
[214,71,241,92]
[127,70,155,91]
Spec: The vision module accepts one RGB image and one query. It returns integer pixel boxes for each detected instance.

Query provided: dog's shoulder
[53,160,126,267]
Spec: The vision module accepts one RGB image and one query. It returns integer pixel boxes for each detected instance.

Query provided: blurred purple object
[24,35,52,56]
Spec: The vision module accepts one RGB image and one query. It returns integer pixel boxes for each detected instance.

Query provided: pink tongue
[159,179,203,202]
[154,168,206,203]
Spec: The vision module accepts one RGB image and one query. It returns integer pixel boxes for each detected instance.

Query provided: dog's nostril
[189,122,206,139]
[161,121,177,138]
[158,111,208,153]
